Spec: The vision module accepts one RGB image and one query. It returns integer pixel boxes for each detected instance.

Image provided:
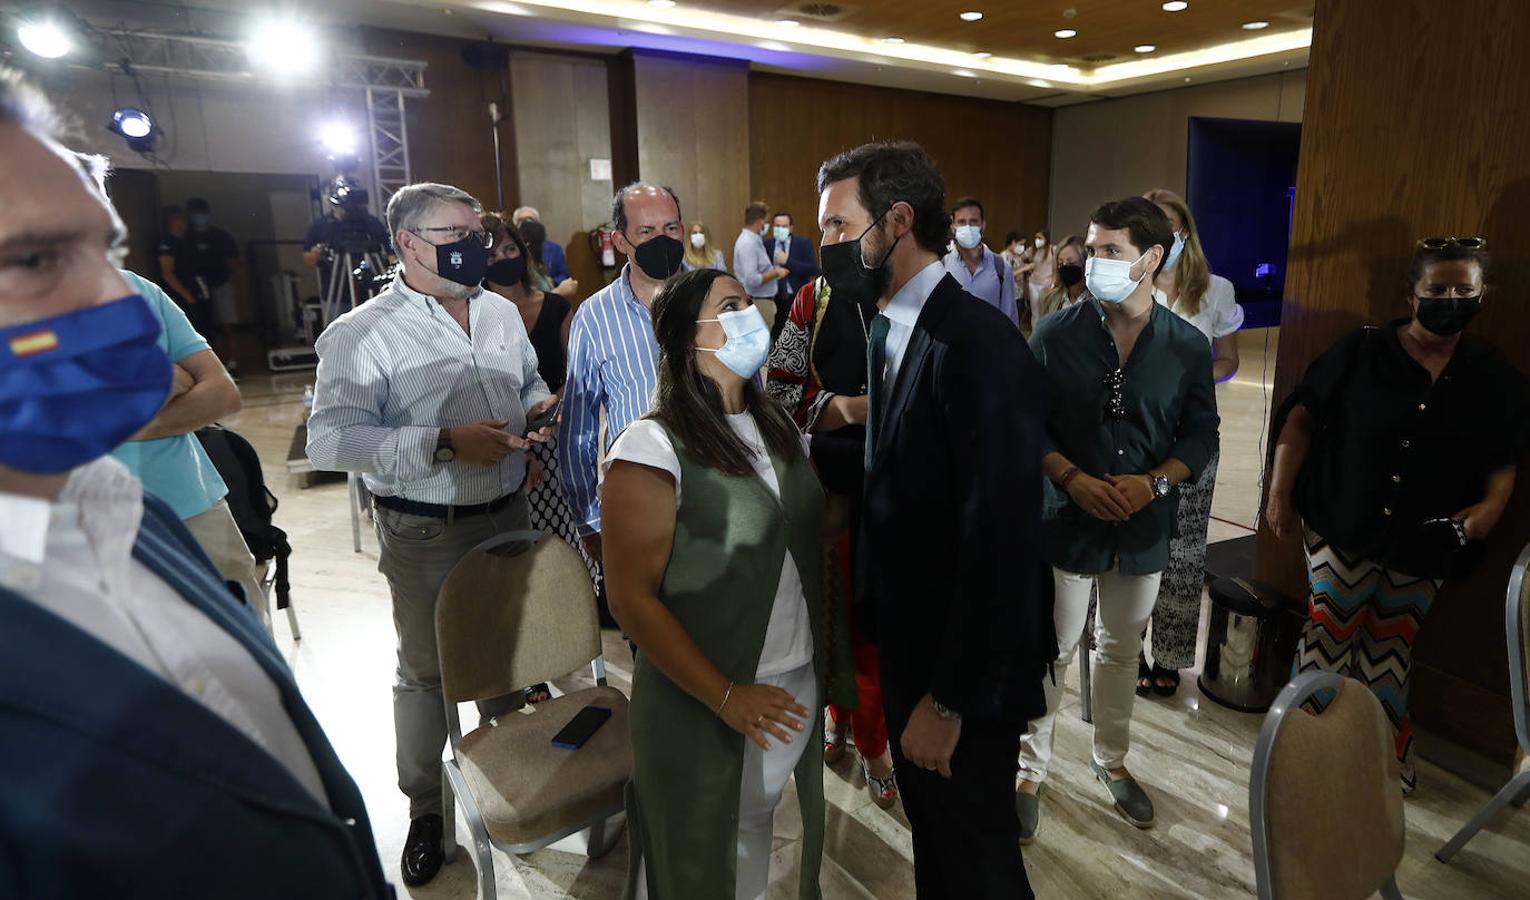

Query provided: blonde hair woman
[1135,188,1243,698]
[684,221,727,272]
[1034,234,1087,323]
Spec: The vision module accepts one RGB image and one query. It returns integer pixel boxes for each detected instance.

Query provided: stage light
[109,108,159,153]
[247,16,322,75]
[17,18,73,59]
[320,121,358,157]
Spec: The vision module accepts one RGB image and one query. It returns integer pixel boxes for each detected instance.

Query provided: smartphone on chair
[551,704,611,750]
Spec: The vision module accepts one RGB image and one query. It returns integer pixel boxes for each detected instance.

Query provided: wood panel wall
[1254,0,1530,767]
[748,72,1053,249]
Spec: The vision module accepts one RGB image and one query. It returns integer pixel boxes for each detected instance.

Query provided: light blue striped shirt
[733,227,774,298]
[558,264,660,535]
[306,273,552,505]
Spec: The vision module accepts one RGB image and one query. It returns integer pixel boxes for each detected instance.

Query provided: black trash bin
[1198,577,1305,713]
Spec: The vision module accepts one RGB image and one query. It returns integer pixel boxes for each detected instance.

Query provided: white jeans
[635,659,817,900]
[1018,566,1162,781]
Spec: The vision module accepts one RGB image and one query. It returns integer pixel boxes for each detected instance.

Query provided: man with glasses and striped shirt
[559,182,686,615]
[307,181,557,887]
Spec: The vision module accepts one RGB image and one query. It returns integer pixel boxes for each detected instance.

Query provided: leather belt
[373,492,518,520]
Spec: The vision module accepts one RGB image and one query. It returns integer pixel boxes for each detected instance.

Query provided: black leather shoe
[401,814,445,887]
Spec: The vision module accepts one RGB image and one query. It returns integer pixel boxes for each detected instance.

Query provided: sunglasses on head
[1103,368,1128,421]
[1416,236,1487,251]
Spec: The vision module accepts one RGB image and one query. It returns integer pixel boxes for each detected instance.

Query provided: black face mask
[628,233,685,281]
[1058,263,1085,288]
[820,212,901,308]
[485,256,526,288]
[420,232,489,288]
[1415,296,1482,336]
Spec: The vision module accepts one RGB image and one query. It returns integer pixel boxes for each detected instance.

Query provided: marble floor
[223,328,1530,899]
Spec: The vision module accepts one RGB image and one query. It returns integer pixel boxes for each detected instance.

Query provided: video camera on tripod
[314,167,393,324]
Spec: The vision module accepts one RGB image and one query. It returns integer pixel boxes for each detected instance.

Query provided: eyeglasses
[1417,236,1487,251]
[412,226,494,249]
[1103,368,1128,421]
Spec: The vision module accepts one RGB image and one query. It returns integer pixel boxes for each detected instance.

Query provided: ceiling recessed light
[1026,79,1054,88]
[1134,44,1156,53]
[952,68,977,77]
[974,50,992,58]
[881,37,904,44]
[648,0,676,7]
[1163,1,1189,11]
[1242,20,1269,30]
[959,11,983,22]
[1055,29,1077,39]
[1184,76,1193,82]
[775,18,800,26]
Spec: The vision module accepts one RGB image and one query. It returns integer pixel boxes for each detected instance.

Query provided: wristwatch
[932,698,962,721]
[1151,473,1172,499]
[434,428,455,464]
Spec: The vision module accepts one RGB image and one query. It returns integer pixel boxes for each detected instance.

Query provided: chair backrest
[1250,672,1405,900]
[436,531,600,704]
[1508,542,1530,755]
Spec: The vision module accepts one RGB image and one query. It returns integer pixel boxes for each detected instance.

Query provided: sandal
[1150,665,1181,698]
[861,754,899,810]
[824,715,848,765]
[1135,655,1154,697]
[524,683,552,704]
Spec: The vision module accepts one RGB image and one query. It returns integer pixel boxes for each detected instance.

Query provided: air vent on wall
[778,2,857,23]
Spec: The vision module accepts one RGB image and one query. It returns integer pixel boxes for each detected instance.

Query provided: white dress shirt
[1158,273,1245,345]
[879,260,949,388]
[307,273,553,505]
[0,457,328,805]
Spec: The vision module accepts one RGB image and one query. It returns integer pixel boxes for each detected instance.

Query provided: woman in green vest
[602,267,835,900]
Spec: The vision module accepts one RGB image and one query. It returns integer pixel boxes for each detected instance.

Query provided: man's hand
[1454,501,1506,541]
[1266,490,1299,541]
[526,452,546,490]
[1065,473,1133,522]
[900,694,961,779]
[773,266,791,281]
[774,247,789,266]
[169,364,195,400]
[553,279,579,299]
[580,532,603,565]
[1105,473,1155,515]
[450,420,527,466]
[830,394,869,426]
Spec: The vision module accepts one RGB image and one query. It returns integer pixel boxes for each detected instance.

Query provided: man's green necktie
[865,313,891,473]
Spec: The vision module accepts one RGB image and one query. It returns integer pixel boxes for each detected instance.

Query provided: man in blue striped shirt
[307,181,557,887]
[559,183,685,571]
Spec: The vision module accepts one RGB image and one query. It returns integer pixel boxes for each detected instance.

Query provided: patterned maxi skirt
[1149,450,1220,670]
[527,436,600,585]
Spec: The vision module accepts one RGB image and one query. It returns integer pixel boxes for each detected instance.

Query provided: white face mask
[696,306,771,378]
[1034,237,1046,249]
[1085,251,1149,304]
[690,232,707,249]
[954,225,983,250]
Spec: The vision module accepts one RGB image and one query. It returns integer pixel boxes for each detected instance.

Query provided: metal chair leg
[446,761,496,899]
[1436,769,1530,863]
[347,472,362,553]
[285,601,302,641]
[586,816,621,859]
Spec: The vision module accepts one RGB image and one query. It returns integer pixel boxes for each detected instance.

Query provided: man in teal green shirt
[110,267,260,622]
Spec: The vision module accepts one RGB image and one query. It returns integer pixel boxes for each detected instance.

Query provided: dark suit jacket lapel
[875,275,957,461]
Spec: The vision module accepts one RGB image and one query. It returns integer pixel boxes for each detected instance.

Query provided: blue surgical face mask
[1085,251,1149,304]
[189,212,210,229]
[772,225,791,244]
[696,305,771,379]
[1163,230,1186,270]
[954,225,983,250]
[0,293,172,474]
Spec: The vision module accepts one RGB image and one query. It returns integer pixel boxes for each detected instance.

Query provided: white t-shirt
[604,413,814,679]
[1159,273,1245,344]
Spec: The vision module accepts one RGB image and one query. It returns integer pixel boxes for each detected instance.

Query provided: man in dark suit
[813,140,1052,899]
[0,65,391,899]
[764,210,819,337]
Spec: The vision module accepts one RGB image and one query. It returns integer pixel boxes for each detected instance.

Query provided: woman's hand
[1266,490,1299,541]
[1454,501,1506,541]
[718,683,810,751]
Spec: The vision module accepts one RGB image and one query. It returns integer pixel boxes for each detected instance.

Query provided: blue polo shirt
[109,270,229,520]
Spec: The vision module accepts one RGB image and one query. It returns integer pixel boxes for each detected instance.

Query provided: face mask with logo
[690,233,707,249]
[484,255,526,287]
[1415,296,1482,336]
[419,231,489,287]
[696,305,771,378]
[1085,251,1149,304]
[0,293,172,474]
[772,226,791,244]
[1058,263,1085,288]
[820,211,900,308]
[954,225,983,250]
[1163,230,1186,270]
[630,233,685,281]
